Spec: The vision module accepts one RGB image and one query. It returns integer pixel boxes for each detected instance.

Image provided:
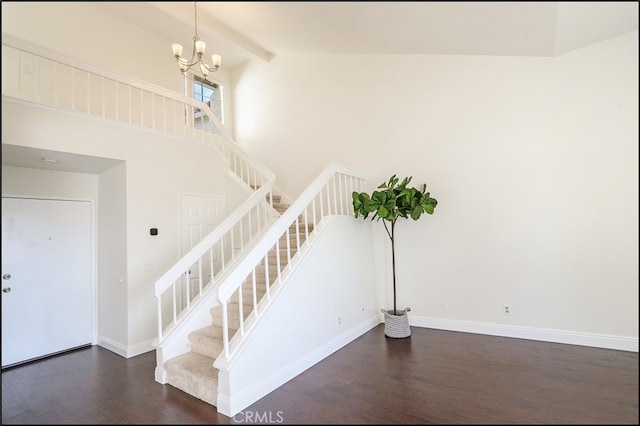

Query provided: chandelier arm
[178,44,201,68]
[201,63,219,72]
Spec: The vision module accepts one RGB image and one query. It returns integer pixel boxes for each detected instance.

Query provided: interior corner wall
[232,31,639,343]
[98,163,128,349]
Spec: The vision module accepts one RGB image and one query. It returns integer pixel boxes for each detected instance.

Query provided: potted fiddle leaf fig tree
[352,174,438,338]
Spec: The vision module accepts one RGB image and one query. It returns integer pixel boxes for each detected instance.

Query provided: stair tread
[190,324,236,338]
[211,301,260,316]
[165,352,216,377]
[165,352,218,406]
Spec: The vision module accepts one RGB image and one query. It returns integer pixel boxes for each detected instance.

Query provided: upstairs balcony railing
[1,33,275,189]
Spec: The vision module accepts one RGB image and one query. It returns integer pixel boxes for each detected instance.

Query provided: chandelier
[171,1,222,78]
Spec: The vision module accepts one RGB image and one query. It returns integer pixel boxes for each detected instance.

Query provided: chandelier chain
[194,0,199,40]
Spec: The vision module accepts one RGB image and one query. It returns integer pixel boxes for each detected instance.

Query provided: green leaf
[371,191,387,204]
[377,205,389,218]
[421,197,437,214]
[410,205,424,220]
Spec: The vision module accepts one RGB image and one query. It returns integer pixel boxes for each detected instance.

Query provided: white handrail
[215,163,366,360]
[154,184,273,298]
[218,164,364,303]
[154,183,278,342]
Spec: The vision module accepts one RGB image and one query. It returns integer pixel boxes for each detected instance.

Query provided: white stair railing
[213,163,366,365]
[155,184,276,342]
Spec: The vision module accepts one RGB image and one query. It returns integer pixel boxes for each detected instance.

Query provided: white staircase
[162,192,313,406]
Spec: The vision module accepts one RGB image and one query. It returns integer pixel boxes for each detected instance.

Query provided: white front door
[1,197,93,368]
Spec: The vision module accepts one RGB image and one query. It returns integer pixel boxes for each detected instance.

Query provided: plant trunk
[391,220,397,315]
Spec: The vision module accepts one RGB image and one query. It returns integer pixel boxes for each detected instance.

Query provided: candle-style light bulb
[172,43,183,58]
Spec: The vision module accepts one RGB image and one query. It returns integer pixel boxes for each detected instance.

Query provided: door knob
[2,287,11,293]
[2,274,10,280]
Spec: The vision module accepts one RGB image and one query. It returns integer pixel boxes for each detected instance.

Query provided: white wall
[1,166,99,199]
[232,32,639,345]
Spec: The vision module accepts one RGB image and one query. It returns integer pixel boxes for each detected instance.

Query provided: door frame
[1,194,98,348]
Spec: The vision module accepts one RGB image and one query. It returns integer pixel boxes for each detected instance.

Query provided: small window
[192,75,223,124]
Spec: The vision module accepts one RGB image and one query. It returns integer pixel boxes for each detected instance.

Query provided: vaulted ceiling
[101,1,638,69]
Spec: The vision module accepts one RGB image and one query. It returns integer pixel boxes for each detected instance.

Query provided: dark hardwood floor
[2,325,638,424]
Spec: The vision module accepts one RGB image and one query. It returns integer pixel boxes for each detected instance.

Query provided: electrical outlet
[337,316,341,325]
[503,305,511,315]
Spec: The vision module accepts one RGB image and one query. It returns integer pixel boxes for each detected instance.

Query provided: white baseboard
[96,336,128,358]
[126,339,156,358]
[409,315,639,352]
[97,336,156,358]
[216,315,380,417]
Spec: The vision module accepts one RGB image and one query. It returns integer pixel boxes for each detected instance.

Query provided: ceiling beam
[150,2,273,64]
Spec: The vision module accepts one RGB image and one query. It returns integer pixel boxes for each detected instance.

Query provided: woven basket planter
[381,307,411,338]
